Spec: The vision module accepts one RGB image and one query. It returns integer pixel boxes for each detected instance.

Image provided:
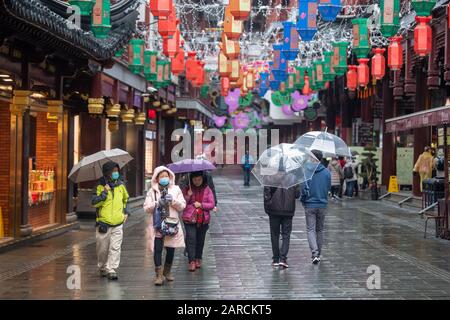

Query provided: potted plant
[360,145,380,200]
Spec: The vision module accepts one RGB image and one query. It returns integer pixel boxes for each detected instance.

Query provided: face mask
[111,172,120,180]
[159,177,170,186]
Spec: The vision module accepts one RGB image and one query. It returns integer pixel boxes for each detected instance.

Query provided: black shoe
[272,260,279,267]
[279,260,289,269]
[107,272,118,280]
[312,257,320,265]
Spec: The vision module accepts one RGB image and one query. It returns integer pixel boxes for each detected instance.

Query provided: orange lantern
[221,77,230,96]
[245,69,255,90]
[414,16,432,57]
[302,75,311,95]
[388,35,403,71]
[371,48,386,80]
[222,34,240,59]
[193,61,205,87]
[162,28,180,58]
[171,47,185,75]
[224,6,243,40]
[150,0,173,17]
[158,9,177,37]
[228,59,240,82]
[218,49,229,77]
[186,51,198,82]
[357,58,370,87]
[230,0,251,20]
[346,65,358,91]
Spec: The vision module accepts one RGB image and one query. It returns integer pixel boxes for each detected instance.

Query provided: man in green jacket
[92,161,130,280]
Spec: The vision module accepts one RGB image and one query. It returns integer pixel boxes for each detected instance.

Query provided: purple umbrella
[167,159,216,174]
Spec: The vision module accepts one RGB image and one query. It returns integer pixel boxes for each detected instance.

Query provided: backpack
[437,157,445,171]
[344,166,354,179]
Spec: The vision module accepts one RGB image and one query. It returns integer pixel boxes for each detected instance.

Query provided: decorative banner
[380,0,400,37]
[318,0,342,22]
[91,0,111,39]
[297,0,318,41]
[352,18,371,58]
[281,21,300,61]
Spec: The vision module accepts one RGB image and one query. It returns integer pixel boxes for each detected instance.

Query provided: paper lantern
[224,6,243,40]
[232,112,250,129]
[230,0,251,20]
[193,62,205,87]
[323,51,335,82]
[259,72,269,97]
[221,77,230,97]
[128,38,144,74]
[272,44,287,82]
[313,60,325,89]
[245,69,255,90]
[218,50,229,77]
[150,0,173,17]
[411,0,436,16]
[414,16,432,57]
[91,0,111,38]
[380,0,400,37]
[213,115,227,128]
[357,58,370,87]
[281,21,300,61]
[228,60,240,82]
[221,34,240,59]
[318,0,342,22]
[185,51,198,82]
[352,18,371,58]
[282,104,295,116]
[332,41,349,75]
[171,47,185,75]
[286,73,296,93]
[346,65,358,91]
[163,60,171,86]
[387,35,403,71]
[144,50,154,81]
[302,75,311,95]
[371,48,386,81]
[154,60,166,89]
[69,0,95,15]
[158,9,177,37]
[163,28,180,58]
[297,0,318,41]
[291,91,309,111]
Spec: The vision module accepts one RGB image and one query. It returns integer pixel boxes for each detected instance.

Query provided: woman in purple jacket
[182,171,215,272]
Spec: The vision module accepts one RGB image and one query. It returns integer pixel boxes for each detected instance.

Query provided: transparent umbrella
[294,130,351,158]
[252,143,320,189]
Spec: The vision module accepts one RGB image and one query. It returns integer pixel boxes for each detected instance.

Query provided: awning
[385,105,450,133]
[176,97,214,119]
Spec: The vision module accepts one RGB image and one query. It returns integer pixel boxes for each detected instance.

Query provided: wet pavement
[1,166,450,299]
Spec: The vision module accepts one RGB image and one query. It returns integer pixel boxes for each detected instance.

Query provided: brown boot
[163,263,174,282]
[154,266,164,286]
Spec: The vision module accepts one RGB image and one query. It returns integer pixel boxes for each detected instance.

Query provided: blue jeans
[305,208,326,258]
[346,180,356,197]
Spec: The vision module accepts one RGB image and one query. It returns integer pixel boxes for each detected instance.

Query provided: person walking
[338,156,346,198]
[328,157,342,200]
[182,171,215,271]
[343,157,358,198]
[92,161,130,280]
[264,184,300,269]
[413,146,434,192]
[301,150,331,264]
[143,166,186,286]
[241,150,254,186]
[434,149,445,179]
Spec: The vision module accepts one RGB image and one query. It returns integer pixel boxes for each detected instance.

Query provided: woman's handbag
[161,217,179,236]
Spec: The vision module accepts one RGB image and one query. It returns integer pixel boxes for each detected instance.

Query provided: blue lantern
[259,72,270,97]
[272,45,287,82]
[318,0,342,22]
[297,0,318,41]
[281,21,300,61]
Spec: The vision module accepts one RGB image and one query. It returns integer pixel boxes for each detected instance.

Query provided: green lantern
[200,85,209,98]
[128,39,145,74]
[163,61,171,87]
[144,51,158,81]
[286,73,296,93]
[313,60,326,89]
[332,41,349,76]
[411,0,436,16]
[69,0,95,16]
[115,48,125,57]
[239,93,253,107]
[295,66,307,90]
[153,60,165,89]
[380,0,400,37]
[352,18,370,59]
[91,0,111,38]
[323,51,335,82]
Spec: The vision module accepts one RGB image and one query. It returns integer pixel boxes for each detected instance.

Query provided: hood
[151,166,176,188]
[315,163,327,173]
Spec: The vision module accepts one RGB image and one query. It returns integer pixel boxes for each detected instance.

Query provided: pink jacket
[143,166,186,251]
[182,185,215,225]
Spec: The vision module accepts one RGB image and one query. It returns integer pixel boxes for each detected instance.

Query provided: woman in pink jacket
[143,166,186,286]
[182,171,215,272]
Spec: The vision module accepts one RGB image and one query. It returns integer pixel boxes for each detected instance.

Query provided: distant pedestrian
[343,157,359,198]
[92,161,130,280]
[264,183,300,269]
[241,150,254,187]
[338,156,346,198]
[300,150,331,264]
[143,166,186,286]
[182,171,216,271]
[413,146,434,192]
[434,149,445,179]
[328,157,342,200]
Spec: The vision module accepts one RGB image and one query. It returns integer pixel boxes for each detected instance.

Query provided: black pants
[185,223,209,263]
[243,169,251,186]
[269,215,293,263]
[154,237,175,267]
[330,185,340,197]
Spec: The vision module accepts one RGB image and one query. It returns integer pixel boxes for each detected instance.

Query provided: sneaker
[272,260,279,267]
[107,272,118,280]
[312,257,320,265]
[279,260,289,269]
[99,269,108,277]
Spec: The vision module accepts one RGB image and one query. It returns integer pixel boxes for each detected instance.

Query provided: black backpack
[344,166,354,179]
[437,157,445,171]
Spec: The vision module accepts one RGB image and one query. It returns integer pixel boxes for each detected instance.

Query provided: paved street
[1,166,450,299]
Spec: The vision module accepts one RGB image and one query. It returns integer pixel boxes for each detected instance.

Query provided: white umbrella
[294,130,351,158]
[68,148,133,183]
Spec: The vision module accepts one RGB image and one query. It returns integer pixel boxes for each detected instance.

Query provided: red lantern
[150,0,173,17]
[346,65,358,91]
[387,35,403,71]
[158,9,177,37]
[302,75,311,95]
[221,77,230,96]
[194,62,205,87]
[162,28,180,58]
[371,48,386,80]
[171,47,185,75]
[186,51,198,82]
[230,0,251,20]
[357,58,370,87]
[414,16,432,57]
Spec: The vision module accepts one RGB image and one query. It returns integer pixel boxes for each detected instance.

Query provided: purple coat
[182,185,215,224]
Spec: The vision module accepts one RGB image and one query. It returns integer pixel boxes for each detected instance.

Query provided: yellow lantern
[106,103,121,118]
[120,107,135,123]
[134,112,146,125]
[88,98,104,115]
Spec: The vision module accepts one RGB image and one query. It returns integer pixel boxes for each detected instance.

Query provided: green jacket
[92,178,130,226]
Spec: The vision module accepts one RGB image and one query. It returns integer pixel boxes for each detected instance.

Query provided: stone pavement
[1,166,450,299]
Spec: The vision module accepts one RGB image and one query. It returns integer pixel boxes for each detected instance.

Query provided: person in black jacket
[264,184,301,269]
